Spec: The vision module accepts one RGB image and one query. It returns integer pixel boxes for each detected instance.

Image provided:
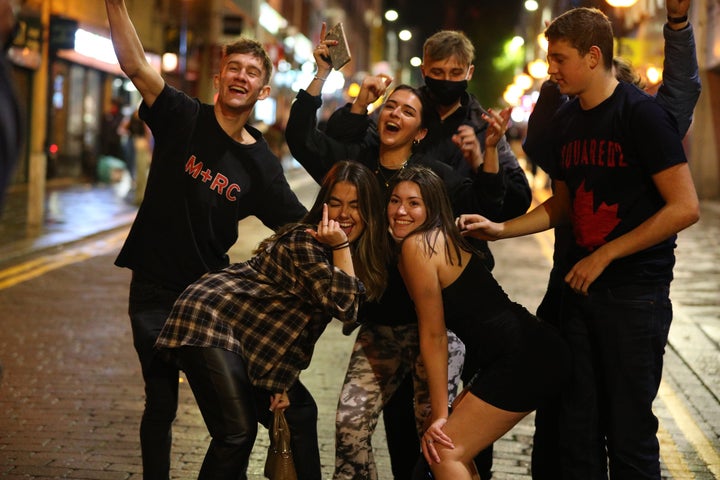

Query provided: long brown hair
[256,161,389,300]
[388,165,475,266]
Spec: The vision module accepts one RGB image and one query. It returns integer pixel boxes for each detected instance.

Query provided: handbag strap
[275,409,292,454]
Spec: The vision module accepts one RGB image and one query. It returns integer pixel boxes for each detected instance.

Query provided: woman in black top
[388,166,570,480]
[285,27,510,480]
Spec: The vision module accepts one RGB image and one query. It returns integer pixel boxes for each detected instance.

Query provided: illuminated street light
[162,52,178,72]
[524,0,539,11]
[537,33,548,53]
[528,59,548,79]
[503,84,523,106]
[605,0,638,6]
[398,29,412,42]
[509,36,525,52]
[606,0,638,56]
[646,66,662,84]
[514,73,533,91]
[347,82,361,97]
[74,29,118,64]
[410,56,422,67]
[385,10,399,22]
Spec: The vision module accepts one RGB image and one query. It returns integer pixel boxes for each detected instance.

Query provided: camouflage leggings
[333,323,465,480]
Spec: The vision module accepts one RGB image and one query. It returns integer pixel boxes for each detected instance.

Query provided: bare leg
[429,393,529,480]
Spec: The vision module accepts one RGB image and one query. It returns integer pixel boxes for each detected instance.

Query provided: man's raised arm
[105,0,164,107]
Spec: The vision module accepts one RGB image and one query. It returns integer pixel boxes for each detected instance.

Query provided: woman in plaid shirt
[155,161,389,480]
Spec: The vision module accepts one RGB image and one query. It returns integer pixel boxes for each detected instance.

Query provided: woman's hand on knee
[421,418,454,464]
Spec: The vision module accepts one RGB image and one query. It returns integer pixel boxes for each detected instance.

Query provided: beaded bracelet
[331,241,350,250]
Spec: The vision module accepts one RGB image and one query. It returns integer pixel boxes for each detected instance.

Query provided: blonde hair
[613,56,645,89]
[423,30,474,67]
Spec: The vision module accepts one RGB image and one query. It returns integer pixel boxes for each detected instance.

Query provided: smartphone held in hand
[325,22,352,70]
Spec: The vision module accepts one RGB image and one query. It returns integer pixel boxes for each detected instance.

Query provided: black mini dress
[442,253,570,412]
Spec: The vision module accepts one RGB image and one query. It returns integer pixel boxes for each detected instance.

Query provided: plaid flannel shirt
[155,227,365,391]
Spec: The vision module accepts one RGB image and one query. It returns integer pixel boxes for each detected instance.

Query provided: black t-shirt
[115,85,306,292]
[551,81,686,287]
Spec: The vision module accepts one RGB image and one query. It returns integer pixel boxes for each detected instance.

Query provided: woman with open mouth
[284,29,511,480]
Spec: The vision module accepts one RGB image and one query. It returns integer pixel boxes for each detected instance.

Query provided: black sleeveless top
[441,253,542,378]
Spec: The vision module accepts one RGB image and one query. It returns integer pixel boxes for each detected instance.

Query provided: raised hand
[666,0,690,18]
[350,74,393,114]
[451,125,482,170]
[312,22,335,77]
[482,107,511,149]
[306,203,348,248]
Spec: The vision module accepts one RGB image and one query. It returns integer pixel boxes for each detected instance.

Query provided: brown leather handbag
[264,409,298,480]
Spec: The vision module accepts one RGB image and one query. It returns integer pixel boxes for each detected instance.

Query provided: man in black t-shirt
[105,1,308,478]
[459,8,699,479]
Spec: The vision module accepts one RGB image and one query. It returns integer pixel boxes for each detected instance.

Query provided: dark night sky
[386,0,523,38]
[384,0,526,107]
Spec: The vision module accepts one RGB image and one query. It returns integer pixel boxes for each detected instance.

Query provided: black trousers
[129,274,184,480]
[531,266,565,479]
[177,346,322,480]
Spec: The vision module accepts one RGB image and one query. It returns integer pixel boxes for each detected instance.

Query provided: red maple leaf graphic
[572,181,621,251]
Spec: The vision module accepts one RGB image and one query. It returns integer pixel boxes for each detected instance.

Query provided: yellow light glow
[504,84,523,106]
[385,10,399,22]
[537,33,548,53]
[605,0,639,6]
[524,0,539,12]
[514,73,533,91]
[528,59,548,79]
[162,52,178,72]
[509,36,525,52]
[646,66,662,85]
[347,82,361,98]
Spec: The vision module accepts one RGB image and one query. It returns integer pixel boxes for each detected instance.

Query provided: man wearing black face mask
[0,0,23,213]
[417,30,530,221]
[423,75,469,107]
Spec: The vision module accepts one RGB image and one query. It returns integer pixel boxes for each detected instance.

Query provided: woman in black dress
[387,165,570,480]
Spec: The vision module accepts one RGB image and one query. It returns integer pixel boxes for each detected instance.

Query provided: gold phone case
[325,22,352,70]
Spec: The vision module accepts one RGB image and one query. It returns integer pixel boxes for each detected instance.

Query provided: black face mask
[424,76,468,106]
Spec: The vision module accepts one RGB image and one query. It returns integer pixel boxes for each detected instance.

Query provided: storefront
[47,21,148,181]
[7,10,43,187]
[250,2,348,166]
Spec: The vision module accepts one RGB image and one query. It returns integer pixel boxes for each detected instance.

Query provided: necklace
[375,159,408,188]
